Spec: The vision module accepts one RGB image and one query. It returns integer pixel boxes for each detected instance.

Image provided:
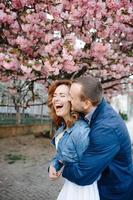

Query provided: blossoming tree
[0,0,133,98]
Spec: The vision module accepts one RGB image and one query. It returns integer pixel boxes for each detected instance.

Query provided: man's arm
[62,126,120,186]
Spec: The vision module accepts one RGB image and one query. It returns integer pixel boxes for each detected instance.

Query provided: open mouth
[55,105,63,110]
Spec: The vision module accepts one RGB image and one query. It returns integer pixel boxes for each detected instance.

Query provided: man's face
[69,83,86,113]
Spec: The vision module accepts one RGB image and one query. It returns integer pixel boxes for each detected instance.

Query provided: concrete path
[0,135,63,200]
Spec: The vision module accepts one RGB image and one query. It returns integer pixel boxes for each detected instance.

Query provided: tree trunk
[16,107,21,124]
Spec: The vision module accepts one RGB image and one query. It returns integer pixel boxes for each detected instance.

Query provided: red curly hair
[48,80,79,128]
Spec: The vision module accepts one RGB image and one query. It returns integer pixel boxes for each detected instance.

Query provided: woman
[48,80,100,200]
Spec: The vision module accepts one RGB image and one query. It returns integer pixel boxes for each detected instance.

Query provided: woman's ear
[68,95,71,102]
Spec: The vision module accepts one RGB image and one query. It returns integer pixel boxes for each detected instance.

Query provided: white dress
[57,179,100,200]
[55,132,100,200]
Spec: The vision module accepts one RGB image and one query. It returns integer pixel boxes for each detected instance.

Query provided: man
[62,76,133,200]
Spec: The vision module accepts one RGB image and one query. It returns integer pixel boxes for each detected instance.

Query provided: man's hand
[49,165,61,181]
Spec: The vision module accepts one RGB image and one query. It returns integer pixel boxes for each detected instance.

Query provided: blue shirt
[85,106,97,125]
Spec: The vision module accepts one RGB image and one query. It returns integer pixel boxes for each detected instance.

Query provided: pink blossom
[0,0,132,96]
[44,61,55,73]
[0,53,5,62]
[20,65,32,74]
[62,48,73,61]
[32,64,42,72]
[49,4,63,22]
[45,40,62,56]
[2,60,17,70]
[98,27,110,39]
[0,10,8,23]
[60,12,69,20]
[45,33,54,43]
[35,3,47,12]
[12,0,22,9]
[16,36,33,50]
[21,24,32,32]
[0,3,5,9]
[101,69,108,76]
[91,42,109,59]
[10,21,20,33]
[63,60,79,73]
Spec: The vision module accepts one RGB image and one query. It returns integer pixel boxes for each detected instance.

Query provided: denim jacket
[51,119,90,172]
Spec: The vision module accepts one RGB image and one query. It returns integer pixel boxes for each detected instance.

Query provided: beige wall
[0,124,50,138]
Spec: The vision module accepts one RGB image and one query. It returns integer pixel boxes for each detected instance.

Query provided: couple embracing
[48,75,133,200]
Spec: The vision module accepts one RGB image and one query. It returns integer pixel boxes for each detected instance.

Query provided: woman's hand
[49,165,61,181]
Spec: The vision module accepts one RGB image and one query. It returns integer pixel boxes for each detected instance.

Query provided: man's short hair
[73,75,103,106]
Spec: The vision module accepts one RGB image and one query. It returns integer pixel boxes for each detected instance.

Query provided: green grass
[4,153,26,164]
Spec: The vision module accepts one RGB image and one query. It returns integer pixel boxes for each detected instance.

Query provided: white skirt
[57,179,100,200]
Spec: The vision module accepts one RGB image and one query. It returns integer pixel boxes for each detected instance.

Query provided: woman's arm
[51,153,64,172]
